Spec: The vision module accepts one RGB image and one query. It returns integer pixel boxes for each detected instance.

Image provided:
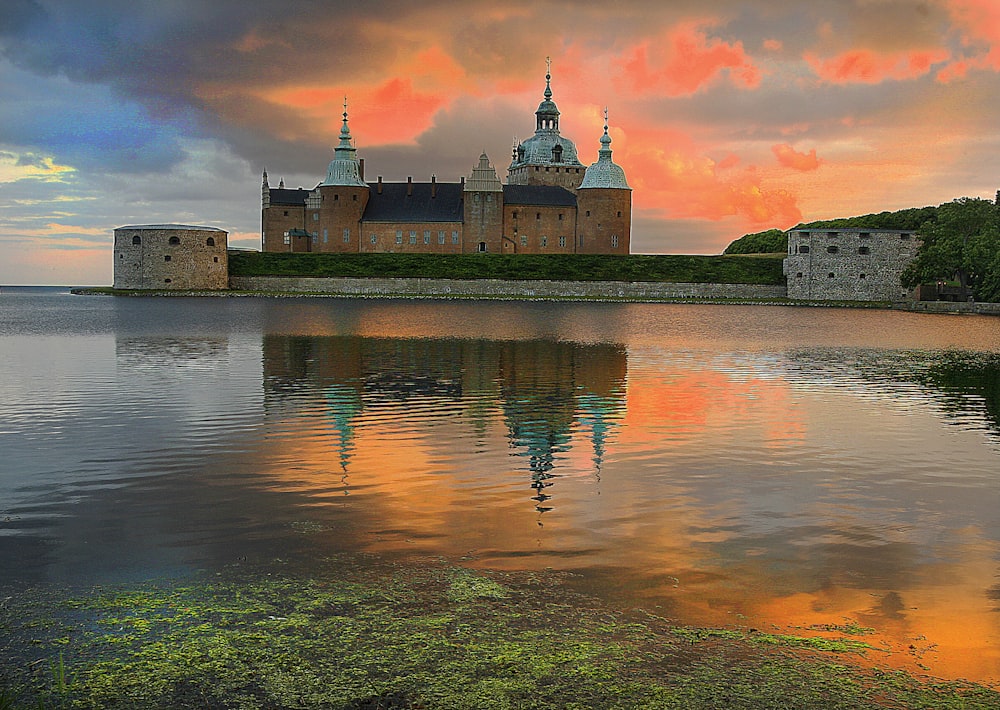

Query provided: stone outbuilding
[114,224,228,290]
[783,228,917,301]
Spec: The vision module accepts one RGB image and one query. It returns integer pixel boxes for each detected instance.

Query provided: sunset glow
[2,1,999,283]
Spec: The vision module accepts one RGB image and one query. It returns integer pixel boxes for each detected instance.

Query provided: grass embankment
[227,251,786,285]
[2,555,997,709]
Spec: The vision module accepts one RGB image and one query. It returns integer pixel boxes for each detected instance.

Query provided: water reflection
[2,291,1000,683]
[262,336,627,513]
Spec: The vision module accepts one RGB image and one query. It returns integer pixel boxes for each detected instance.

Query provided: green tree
[901,197,1000,302]
[723,229,788,254]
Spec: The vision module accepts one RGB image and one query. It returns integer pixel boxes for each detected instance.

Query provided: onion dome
[579,110,630,190]
[509,60,583,169]
[322,100,367,187]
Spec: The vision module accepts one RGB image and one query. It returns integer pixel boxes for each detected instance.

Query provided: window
[313,213,319,221]
[409,231,416,244]
[859,232,871,238]
[900,233,911,240]
[206,237,215,246]
[119,253,123,259]
[558,213,564,221]
[423,231,430,245]
[827,231,838,237]
[395,230,403,244]
[438,231,445,245]
[859,273,866,279]
[827,245,839,254]
[283,211,289,217]
[796,272,803,278]
[617,211,622,217]
[164,255,171,262]
[213,257,219,263]
[370,234,377,245]
[541,236,548,247]
[322,229,328,243]
[858,246,870,255]
[612,235,619,248]
[283,235,291,245]
[334,194,339,201]
[352,194,358,201]
[520,235,528,246]
[559,236,567,248]
[168,236,180,245]
[798,245,810,254]
[586,210,591,217]
[512,211,518,218]
[478,242,487,252]
[828,272,836,278]
[343,228,351,243]
[164,279,172,283]
[536,213,541,220]
[132,235,141,245]
[452,231,459,244]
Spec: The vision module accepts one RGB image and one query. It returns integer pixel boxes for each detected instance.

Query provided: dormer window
[552,144,563,163]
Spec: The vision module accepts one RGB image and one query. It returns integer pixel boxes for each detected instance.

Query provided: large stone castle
[261,66,631,256]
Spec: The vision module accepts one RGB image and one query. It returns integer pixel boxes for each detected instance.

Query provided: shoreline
[70,286,1000,315]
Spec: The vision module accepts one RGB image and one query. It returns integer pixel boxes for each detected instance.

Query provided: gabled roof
[362,182,464,223]
[269,188,310,206]
[502,184,577,207]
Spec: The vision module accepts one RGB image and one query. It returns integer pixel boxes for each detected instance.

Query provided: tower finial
[544,56,552,99]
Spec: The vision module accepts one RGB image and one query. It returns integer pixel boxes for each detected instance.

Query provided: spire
[535,57,560,132]
[579,106,630,190]
[544,56,552,100]
[322,97,367,187]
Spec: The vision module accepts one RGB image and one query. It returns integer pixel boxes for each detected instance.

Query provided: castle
[260,65,631,256]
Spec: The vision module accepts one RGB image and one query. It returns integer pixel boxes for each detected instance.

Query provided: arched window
[206,237,216,247]
[168,236,180,245]
[132,235,141,245]
[552,144,563,163]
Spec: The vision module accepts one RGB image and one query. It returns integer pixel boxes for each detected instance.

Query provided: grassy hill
[228,252,786,285]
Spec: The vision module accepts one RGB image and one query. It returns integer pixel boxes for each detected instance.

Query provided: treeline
[228,251,786,285]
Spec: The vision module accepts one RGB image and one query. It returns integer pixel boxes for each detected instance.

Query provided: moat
[2,287,1000,700]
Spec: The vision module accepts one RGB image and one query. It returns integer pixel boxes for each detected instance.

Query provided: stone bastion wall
[229,276,788,301]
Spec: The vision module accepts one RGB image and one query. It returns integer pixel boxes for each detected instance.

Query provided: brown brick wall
[504,204,578,254]
[359,222,464,253]
[262,205,307,252]
[577,189,631,255]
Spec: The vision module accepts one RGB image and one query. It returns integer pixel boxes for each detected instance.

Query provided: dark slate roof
[362,182,464,223]
[269,188,310,206]
[502,184,577,207]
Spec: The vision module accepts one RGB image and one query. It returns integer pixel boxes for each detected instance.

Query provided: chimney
[377,176,383,195]
[431,175,437,198]
[407,176,413,197]
[359,158,365,182]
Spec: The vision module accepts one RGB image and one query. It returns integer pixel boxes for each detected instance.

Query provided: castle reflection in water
[262,336,627,511]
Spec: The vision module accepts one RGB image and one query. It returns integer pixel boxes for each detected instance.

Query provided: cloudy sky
[2,0,999,285]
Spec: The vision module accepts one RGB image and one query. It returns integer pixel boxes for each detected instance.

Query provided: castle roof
[117,224,226,231]
[509,61,583,170]
[579,113,630,190]
[268,188,310,206]
[362,182,465,223]
[321,103,367,187]
[503,184,577,207]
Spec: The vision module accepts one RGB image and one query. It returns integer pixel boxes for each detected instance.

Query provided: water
[2,287,1000,682]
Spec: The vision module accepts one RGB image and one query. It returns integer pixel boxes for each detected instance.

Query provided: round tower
[311,101,370,252]
[577,110,631,254]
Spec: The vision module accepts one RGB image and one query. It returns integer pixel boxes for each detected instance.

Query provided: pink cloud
[619,22,761,96]
[772,143,821,171]
[937,0,1000,80]
[805,48,949,84]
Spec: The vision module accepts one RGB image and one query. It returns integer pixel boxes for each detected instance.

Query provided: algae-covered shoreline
[2,554,997,709]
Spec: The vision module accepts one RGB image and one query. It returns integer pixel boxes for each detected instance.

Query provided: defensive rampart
[229,276,787,300]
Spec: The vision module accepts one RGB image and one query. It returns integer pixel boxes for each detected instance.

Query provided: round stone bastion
[114,224,228,290]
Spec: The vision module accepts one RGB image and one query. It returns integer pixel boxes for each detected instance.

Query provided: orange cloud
[771,143,821,171]
[619,22,761,96]
[805,48,949,84]
[937,0,1000,80]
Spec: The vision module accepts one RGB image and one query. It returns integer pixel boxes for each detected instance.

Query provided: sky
[2,0,1000,285]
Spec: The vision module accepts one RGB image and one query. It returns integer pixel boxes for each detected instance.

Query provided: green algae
[1,556,998,709]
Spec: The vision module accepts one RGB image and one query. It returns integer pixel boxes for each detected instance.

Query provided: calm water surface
[2,287,1000,682]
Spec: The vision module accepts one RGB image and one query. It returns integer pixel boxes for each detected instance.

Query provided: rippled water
[2,287,1000,682]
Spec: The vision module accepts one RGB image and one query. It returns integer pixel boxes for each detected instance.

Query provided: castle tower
[310,100,370,252]
[507,59,585,190]
[463,153,504,253]
[577,110,631,254]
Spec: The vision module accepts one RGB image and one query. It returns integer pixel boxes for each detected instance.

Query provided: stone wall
[784,228,917,301]
[114,225,228,290]
[229,276,787,300]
